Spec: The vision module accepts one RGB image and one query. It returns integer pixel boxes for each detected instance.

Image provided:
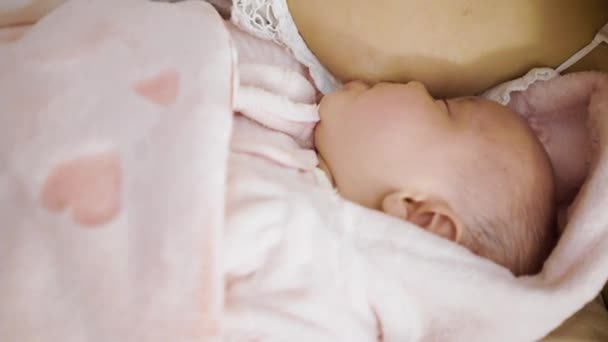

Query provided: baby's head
[315,81,556,275]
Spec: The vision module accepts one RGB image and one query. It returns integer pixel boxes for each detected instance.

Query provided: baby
[5,2,608,341]
[0,0,557,278]
[228,15,557,276]
[314,80,556,276]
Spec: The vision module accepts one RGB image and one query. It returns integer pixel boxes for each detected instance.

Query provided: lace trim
[482,68,559,105]
[231,0,341,94]
[232,0,278,42]
[484,22,608,105]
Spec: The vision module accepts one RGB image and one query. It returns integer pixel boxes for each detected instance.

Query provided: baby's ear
[381,192,463,242]
[507,72,608,203]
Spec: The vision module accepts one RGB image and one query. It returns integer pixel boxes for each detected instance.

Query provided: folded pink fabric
[1,1,608,341]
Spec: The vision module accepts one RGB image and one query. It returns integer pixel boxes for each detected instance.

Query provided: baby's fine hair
[458,155,556,276]
[467,193,556,276]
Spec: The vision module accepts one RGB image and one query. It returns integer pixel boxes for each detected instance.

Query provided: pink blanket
[1,1,608,341]
[0,1,233,340]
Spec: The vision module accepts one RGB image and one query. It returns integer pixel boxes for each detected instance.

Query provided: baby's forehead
[453,100,545,182]
[457,99,535,145]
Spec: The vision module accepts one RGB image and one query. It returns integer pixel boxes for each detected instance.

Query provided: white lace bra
[229,0,608,102]
[230,0,340,94]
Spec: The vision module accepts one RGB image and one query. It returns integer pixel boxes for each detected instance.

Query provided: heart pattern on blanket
[134,69,180,107]
[41,151,122,227]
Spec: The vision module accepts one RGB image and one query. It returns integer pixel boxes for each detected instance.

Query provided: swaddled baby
[225,16,556,276]
[0,0,562,279]
[4,2,608,341]
[315,80,556,276]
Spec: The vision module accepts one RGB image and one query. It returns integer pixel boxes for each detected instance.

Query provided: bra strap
[556,22,608,73]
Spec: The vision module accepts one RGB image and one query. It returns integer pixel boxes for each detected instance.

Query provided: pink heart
[134,69,180,107]
[42,151,122,227]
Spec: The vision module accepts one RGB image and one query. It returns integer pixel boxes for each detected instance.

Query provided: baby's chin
[317,91,344,122]
[314,95,344,169]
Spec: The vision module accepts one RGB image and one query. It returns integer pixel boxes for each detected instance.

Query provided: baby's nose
[406,81,428,91]
[343,80,369,91]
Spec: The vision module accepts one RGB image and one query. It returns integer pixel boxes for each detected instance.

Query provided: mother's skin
[288,0,608,97]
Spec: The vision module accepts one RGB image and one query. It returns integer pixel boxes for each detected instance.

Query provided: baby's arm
[227,21,319,147]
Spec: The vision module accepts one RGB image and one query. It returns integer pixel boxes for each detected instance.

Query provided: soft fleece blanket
[1,1,608,342]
